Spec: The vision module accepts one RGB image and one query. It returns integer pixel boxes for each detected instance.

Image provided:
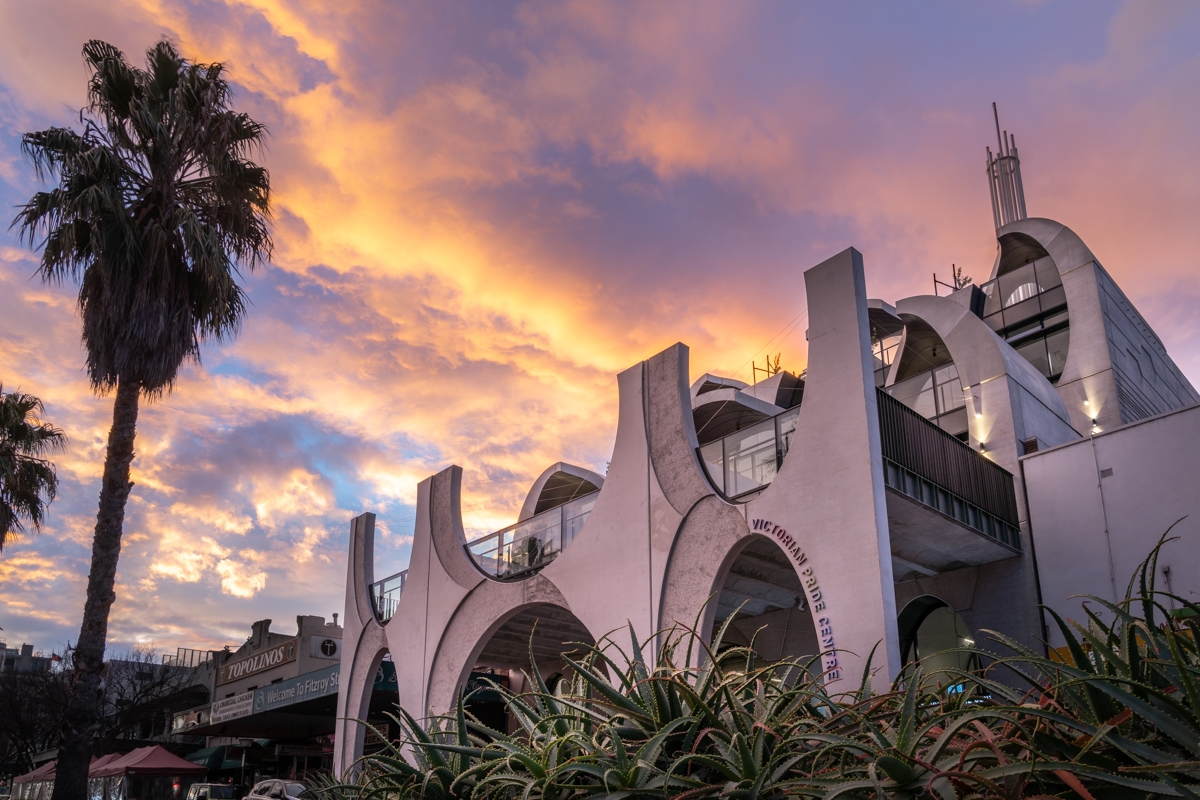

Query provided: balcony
[371,569,407,623]
[876,388,1021,572]
[466,491,599,580]
[696,389,1021,574]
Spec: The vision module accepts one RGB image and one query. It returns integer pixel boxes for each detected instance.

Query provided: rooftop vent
[986,103,1028,231]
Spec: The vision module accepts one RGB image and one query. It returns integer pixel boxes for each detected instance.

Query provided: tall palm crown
[0,387,65,550]
[14,39,271,393]
[11,40,272,800]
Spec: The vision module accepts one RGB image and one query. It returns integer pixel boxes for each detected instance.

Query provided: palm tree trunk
[52,377,140,800]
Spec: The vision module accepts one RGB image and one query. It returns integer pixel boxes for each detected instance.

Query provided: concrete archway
[466,603,595,733]
[897,595,978,677]
[710,535,821,670]
[423,577,596,720]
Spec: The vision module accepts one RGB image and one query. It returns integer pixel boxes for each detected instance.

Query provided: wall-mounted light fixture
[1091,418,1101,434]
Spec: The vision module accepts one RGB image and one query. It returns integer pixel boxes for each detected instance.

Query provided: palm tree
[0,386,66,550]
[12,39,271,798]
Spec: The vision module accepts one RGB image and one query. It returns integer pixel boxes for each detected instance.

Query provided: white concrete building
[333,118,1200,773]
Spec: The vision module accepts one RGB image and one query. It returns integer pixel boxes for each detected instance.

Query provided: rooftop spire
[986,103,1027,231]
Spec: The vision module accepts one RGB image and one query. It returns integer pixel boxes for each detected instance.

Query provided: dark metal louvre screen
[875,388,1019,525]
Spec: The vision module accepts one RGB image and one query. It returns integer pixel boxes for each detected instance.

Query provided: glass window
[1034,256,1062,290]
[699,440,724,494]
[776,407,800,459]
[1037,285,1067,313]
[1016,336,1050,377]
[1042,309,1069,329]
[872,335,900,371]
[888,372,935,419]
[1004,318,1043,343]
[1045,327,1070,376]
[983,312,1005,333]
[1003,296,1041,327]
[933,363,958,385]
[937,380,966,414]
[561,493,597,548]
[999,261,1038,307]
[937,407,969,438]
[724,418,778,497]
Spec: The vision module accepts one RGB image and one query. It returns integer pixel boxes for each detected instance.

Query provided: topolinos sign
[217,638,297,685]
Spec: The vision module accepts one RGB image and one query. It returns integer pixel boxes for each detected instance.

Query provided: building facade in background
[318,120,1200,773]
[168,614,358,783]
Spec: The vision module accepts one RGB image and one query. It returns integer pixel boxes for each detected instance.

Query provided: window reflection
[725,419,778,496]
[885,362,968,439]
[978,256,1070,384]
[698,406,802,500]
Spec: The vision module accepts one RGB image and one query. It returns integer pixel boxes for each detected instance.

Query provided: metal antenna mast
[986,103,1028,231]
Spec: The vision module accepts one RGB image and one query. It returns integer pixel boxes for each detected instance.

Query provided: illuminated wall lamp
[1091,418,1101,434]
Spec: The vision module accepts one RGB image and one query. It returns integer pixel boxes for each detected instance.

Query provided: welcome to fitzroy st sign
[216,638,297,685]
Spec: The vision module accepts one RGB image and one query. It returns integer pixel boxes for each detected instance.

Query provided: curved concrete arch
[896,593,954,643]
[893,294,1077,459]
[334,624,388,776]
[991,218,1116,433]
[334,513,394,775]
[991,218,1096,281]
[657,495,752,641]
[645,344,715,517]
[423,576,586,717]
[430,466,488,588]
[518,462,605,522]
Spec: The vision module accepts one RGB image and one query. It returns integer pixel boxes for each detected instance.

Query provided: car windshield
[286,784,306,796]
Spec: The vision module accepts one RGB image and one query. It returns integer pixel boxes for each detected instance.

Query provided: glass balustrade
[371,569,407,622]
[466,491,599,580]
[699,407,800,500]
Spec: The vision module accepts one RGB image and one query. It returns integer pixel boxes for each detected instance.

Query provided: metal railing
[694,392,1021,551]
[162,647,219,668]
[466,491,599,580]
[371,569,408,622]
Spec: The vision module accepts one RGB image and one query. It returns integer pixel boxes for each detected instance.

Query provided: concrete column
[748,247,901,692]
[333,513,389,777]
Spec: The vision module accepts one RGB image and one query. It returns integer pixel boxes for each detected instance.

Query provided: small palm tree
[0,386,66,550]
[12,39,271,799]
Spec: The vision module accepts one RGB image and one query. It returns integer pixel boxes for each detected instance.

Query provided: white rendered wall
[1023,403,1200,647]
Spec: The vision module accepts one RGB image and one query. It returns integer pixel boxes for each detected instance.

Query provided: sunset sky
[1,0,1198,656]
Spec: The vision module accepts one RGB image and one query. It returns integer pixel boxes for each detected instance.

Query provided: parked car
[186,784,237,800]
[246,780,307,800]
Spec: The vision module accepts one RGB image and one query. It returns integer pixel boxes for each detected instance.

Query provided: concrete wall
[1023,403,1200,647]
[1094,267,1200,423]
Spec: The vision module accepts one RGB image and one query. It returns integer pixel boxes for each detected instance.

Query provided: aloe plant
[319,534,1199,799]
